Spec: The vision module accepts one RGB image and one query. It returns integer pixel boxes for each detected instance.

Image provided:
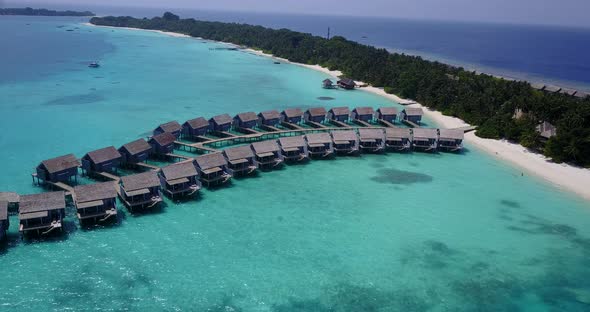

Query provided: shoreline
[86,23,590,201]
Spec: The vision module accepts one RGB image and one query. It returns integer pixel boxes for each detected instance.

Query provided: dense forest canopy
[0,7,95,16]
[90,13,590,166]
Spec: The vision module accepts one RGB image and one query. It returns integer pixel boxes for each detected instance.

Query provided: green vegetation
[0,7,95,16]
[90,13,590,166]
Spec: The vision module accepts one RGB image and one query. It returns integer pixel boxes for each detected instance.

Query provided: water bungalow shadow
[371,168,433,185]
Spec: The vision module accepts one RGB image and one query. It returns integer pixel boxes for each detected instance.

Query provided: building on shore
[412,128,438,152]
[209,114,233,132]
[358,128,386,153]
[34,154,80,185]
[337,78,356,90]
[352,107,375,122]
[119,139,152,166]
[400,108,424,125]
[328,107,350,122]
[223,145,258,176]
[251,140,284,169]
[306,133,334,158]
[536,121,557,141]
[281,108,304,124]
[182,117,210,140]
[81,146,122,176]
[73,182,118,223]
[376,107,398,123]
[304,107,327,124]
[233,112,259,130]
[195,153,233,187]
[159,161,201,198]
[331,130,359,155]
[278,136,309,161]
[19,191,66,236]
[119,171,162,211]
[385,128,412,151]
[438,129,464,152]
[148,132,176,157]
[154,121,182,138]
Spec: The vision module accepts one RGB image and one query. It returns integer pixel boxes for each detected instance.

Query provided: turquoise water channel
[1,16,590,311]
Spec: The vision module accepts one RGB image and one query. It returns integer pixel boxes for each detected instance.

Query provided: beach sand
[86,23,590,201]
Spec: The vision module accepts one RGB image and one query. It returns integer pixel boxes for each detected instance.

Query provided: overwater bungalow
[306,133,334,158]
[258,110,281,127]
[438,129,464,152]
[195,153,233,187]
[73,182,117,223]
[182,117,209,140]
[278,136,308,162]
[233,112,259,130]
[19,191,66,236]
[331,130,360,155]
[154,121,182,138]
[376,107,398,123]
[304,107,327,124]
[412,128,438,152]
[323,78,335,89]
[337,78,356,90]
[352,107,375,122]
[119,139,152,166]
[400,108,424,125]
[0,201,8,241]
[281,108,304,124]
[223,145,258,175]
[209,114,233,132]
[81,146,122,176]
[251,140,284,169]
[35,154,80,185]
[328,107,350,122]
[148,132,176,157]
[385,128,412,151]
[119,171,162,210]
[358,128,386,153]
[159,161,201,198]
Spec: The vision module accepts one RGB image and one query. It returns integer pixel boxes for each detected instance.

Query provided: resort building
[182,117,209,140]
[331,130,360,155]
[352,107,375,123]
[258,110,281,127]
[385,128,412,151]
[305,133,334,158]
[209,114,233,132]
[195,153,233,187]
[438,129,464,152]
[148,132,176,157]
[81,146,122,176]
[304,107,327,124]
[358,128,386,153]
[35,154,80,185]
[323,78,335,89]
[159,161,201,198]
[73,182,118,223]
[154,121,182,138]
[119,139,152,166]
[412,128,439,152]
[536,121,557,140]
[328,107,350,123]
[119,171,162,210]
[400,108,424,125]
[281,108,304,124]
[223,145,258,176]
[0,201,8,241]
[19,191,66,236]
[251,140,284,169]
[376,107,398,123]
[337,78,356,90]
[233,112,259,130]
[278,136,309,162]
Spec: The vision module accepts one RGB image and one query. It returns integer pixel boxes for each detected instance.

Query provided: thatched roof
[258,110,280,120]
[223,145,254,161]
[339,78,356,86]
[210,114,233,125]
[84,146,121,164]
[282,108,303,118]
[412,128,438,139]
[331,130,357,142]
[150,132,176,146]
[121,171,160,191]
[19,191,65,214]
[306,107,327,117]
[74,182,117,203]
[120,139,151,156]
[279,136,306,149]
[306,133,332,144]
[385,128,411,139]
[184,117,209,129]
[161,161,198,181]
[329,107,350,116]
[353,107,375,115]
[0,201,7,221]
[195,153,227,170]
[377,107,398,115]
[157,121,181,133]
[438,129,464,140]
[39,154,80,174]
[235,112,258,123]
[358,128,385,140]
[403,108,424,116]
[252,140,280,154]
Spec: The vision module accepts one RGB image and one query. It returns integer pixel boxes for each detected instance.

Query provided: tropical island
[90,12,590,167]
[0,7,95,16]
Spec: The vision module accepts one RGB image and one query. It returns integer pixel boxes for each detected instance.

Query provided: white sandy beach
[86,23,590,201]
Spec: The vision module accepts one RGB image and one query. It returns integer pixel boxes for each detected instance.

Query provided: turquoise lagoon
[1,16,590,311]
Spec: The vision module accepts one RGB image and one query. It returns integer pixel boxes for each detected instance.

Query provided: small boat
[88,61,100,68]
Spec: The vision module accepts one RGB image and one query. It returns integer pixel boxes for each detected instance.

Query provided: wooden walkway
[96,171,120,182]
[353,120,375,127]
[136,162,160,172]
[237,128,260,135]
[377,119,397,128]
[260,125,281,132]
[453,126,477,133]
[281,121,303,130]
[330,120,352,128]
[306,121,328,129]
[175,141,219,154]
[166,153,192,161]
[402,120,420,128]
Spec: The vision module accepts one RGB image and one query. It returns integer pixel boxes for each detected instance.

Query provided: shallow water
[1,16,590,311]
